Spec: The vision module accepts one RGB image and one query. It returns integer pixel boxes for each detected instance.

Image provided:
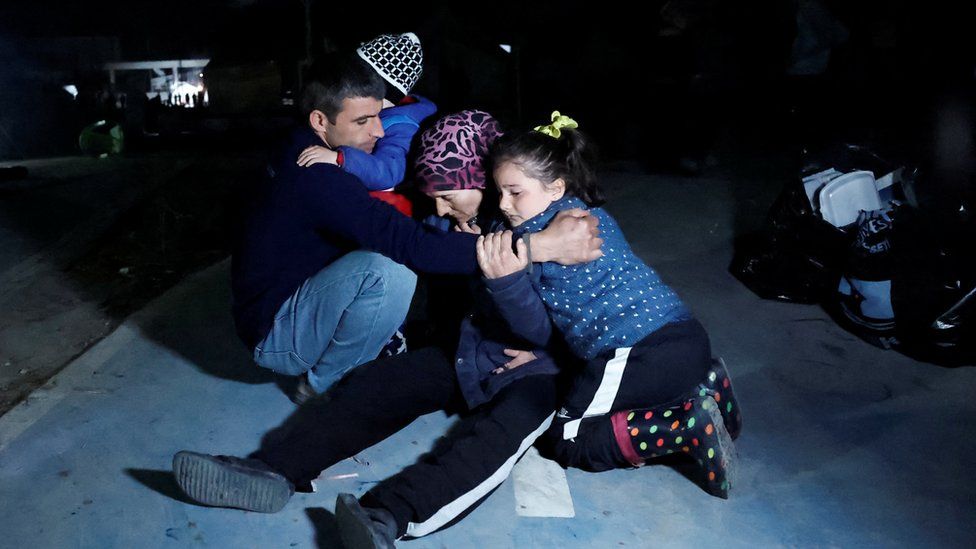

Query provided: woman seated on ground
[408,110,502,350]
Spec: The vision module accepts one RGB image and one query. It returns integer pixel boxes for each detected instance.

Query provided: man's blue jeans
[253,251,417,394]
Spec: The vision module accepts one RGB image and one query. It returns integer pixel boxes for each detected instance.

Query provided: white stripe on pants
[404,412,555,538]
[563,346,632,440]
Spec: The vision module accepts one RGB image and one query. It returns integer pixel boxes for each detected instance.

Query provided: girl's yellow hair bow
[533,111,578,139]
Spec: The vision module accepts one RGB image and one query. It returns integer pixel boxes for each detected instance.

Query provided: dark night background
[1,0,973,164]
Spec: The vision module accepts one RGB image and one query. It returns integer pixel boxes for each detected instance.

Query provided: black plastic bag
[889,208,976,366]
[730,141,908,303]
[730,177,849,303]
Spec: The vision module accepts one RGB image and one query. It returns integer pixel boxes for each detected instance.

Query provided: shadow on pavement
[125,468,198,506]
[306,507,340,548]
[132,260,278,386]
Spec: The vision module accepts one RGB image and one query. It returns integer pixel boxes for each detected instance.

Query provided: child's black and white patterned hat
[356,32,424,102]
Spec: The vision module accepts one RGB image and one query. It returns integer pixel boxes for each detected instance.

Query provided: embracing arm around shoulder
[336,97,438,190]
[298,165,478,274]
[529,208,604,265]
[336,123,413,190]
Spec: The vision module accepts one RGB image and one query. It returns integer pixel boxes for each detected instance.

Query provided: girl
[478,111,743,498]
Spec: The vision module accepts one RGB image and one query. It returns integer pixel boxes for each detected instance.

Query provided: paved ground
[0,155,166,411]
[1,163,974,548]
[0,152,254,412]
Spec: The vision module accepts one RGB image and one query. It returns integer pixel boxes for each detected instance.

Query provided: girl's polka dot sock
[615,396,736,499]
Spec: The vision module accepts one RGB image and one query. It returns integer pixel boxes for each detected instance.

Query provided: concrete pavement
[1,167,974,548]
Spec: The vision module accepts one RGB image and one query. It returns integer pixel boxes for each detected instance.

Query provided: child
[297,32,436,216]
[478,111,743,498]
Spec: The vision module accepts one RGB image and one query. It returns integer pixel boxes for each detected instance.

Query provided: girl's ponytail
[559,128,604,207]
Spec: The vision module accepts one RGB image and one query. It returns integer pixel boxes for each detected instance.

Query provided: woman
[409,110,500,350]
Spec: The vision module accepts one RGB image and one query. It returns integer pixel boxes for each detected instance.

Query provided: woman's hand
[491,348,538,375]
[477,231,528,279]
[453,220,482,234]
[297,145,339,167]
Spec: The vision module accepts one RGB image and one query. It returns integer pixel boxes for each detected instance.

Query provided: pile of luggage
[731,143,975,366]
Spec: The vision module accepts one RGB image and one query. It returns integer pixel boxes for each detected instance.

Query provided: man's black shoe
[335,493,397,549]
[172,451,294,513]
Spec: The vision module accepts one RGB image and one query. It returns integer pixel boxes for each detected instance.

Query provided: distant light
[171,81,200,97]
[199,73,204,78]
[499,44,512,53]
[63,85,79,99]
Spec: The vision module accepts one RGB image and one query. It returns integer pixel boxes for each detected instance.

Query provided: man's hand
[477,231,528,279]
[532,208,603,265]
[297,145,339,167]
[491,349,538,375]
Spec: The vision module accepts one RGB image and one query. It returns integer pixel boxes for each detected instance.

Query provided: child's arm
[297,146,339,167]
[338,96,438,190]
[296,124,417,189]
[478,231,554,348]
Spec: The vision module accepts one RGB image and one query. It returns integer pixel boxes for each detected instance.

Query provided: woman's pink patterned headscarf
[414,110,503,193]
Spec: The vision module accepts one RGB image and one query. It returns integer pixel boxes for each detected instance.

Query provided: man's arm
[529,208,604,265]
[294,168,601,276]
[297,164,478,274]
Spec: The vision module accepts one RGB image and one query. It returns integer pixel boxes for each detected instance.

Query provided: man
[232,53,602,398]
